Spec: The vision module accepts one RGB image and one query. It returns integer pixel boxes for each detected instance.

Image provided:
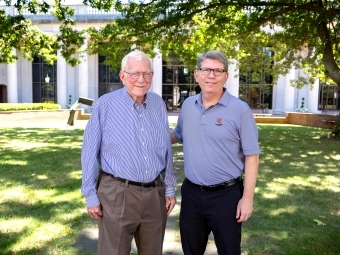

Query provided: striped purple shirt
[81,87,176,207]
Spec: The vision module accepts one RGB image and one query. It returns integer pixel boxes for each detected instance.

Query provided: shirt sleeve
[162,106,177,197]
[81,102,102,208]
[173,109,183,142]
[239,107,261,155]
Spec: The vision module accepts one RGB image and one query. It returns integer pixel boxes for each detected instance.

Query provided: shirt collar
[196,88,230,107]
[122,87,147,109]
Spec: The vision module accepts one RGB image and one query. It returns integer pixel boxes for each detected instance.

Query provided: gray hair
[196,50,228,71]
[121,50,153,71]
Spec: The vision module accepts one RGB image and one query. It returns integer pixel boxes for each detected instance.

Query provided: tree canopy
[1,0,340,88]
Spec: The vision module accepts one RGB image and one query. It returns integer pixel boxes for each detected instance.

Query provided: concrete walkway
[73,197,218,255]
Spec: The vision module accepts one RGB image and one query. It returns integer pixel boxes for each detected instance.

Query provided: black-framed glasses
[199,67,226,76]
[123,71,153,79]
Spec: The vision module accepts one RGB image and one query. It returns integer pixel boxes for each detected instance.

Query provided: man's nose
[137,74,146,81]
[208,70,215,77]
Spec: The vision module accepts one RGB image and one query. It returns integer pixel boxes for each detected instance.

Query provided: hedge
[0,103,62,111]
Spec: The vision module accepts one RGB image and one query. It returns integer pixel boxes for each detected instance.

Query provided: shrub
[0,103,62,111]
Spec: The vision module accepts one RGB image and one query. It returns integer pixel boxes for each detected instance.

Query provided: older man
[82,50,176,255]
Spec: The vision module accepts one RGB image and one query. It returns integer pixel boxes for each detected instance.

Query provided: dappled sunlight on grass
[0,159,27,166]
[67,170,82,180]
[37,175,48,180]
[5,140,50,150]
[246,125,340,254]
[53,190,84,204]
[265,230,289,240]
[306,151,323,155]
[0,128,88,254]
[11,222,69,252]
[330,154,340,160]
[1,124,339,254]
[0,187,56,205]
[0,218,31,234]
[268,206,297,216]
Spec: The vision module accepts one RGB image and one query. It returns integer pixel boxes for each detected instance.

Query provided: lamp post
[45,74,50,103]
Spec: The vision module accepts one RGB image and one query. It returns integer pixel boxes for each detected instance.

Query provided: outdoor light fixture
[45,74,50,83]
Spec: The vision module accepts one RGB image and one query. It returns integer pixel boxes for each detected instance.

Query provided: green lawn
[0,124,339,254]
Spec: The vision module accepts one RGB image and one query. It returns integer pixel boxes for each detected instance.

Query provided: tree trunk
[331,114,340,138]
[316,18,340,89]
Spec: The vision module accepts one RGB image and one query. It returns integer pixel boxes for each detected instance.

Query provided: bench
[321,120,336,124]
[253,113,272,117]
[272,111,284,116]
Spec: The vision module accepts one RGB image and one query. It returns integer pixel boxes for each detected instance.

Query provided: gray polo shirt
[173,90,261,186]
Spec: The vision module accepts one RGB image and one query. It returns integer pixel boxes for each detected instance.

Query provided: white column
[225,59,239,97]
[7,48,18,103]
[283,68,296,112]
[57,51,67,108]
[78,39,89,99]
[19,53,32,103]
[308,79,321,113]
[151,52,162,96]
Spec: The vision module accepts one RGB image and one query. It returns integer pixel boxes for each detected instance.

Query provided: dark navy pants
[180,178,243,255]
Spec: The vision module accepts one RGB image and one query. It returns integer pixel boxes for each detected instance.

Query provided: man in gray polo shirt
[170,50,260,255]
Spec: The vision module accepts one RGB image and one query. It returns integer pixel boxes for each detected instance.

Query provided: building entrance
[0,85,7,103]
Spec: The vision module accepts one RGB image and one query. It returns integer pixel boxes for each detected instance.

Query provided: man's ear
[119,71,125,84]
[194,69,199,82]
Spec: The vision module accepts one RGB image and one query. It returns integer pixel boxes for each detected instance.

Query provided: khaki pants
[97,174,167,255]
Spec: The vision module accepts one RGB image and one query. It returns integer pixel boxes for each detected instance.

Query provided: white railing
[87,6,121,15]
[0,5,121,16]
[12,7,54,16]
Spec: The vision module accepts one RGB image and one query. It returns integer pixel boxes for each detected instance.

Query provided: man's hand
[87,204,103,219]
[165,196,176,215]
[236,197,253,222]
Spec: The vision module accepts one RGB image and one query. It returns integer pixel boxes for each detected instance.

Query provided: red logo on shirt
[216,118,223,126]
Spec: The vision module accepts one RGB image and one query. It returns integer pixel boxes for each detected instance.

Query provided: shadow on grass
[0,125,339,254]
[241,125,340,255]
[0,128,88,254]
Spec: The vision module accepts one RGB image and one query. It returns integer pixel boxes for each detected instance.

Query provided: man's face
[194,58,228,95]
[120,57,153,103]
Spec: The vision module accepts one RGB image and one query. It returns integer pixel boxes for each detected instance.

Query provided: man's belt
[188,176,243,191]
[102,171,157,188]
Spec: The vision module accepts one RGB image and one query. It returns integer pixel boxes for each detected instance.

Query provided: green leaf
[313,219,326,226]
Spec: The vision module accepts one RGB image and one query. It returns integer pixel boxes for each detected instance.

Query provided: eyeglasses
[199,67,226,76]
[123,71,153,79]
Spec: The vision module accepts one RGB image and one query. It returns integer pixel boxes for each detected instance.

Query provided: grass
[0,127,88,255]
[0,124,339,254]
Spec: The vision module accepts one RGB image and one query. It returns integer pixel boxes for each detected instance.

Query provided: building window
[32,57,57,103]
[239,47,273,110]
[239,71,273,110]
[162,64,197,111]
[98,55,123,98]
[318,84,339,112]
